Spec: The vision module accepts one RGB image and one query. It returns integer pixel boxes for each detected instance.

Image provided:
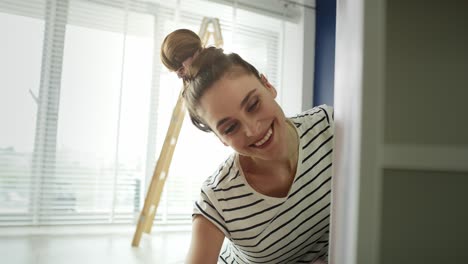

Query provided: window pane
[55,23,123,222]
[0,11,44,225]
[114,14,155,222]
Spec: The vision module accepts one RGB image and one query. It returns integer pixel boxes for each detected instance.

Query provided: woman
[161,29,333,264]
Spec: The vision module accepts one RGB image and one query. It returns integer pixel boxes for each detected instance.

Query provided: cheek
[216,132,238,147]
[225,136,244,149]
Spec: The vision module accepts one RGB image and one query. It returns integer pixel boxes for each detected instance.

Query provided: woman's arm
[186,214,225,264]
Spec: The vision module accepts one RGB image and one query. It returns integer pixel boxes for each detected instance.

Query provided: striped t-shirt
[193,105,334,264]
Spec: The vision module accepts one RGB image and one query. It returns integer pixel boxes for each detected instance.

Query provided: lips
[251,125,273,148]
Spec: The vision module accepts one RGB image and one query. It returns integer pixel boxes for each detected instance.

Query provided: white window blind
[0,0,286,226]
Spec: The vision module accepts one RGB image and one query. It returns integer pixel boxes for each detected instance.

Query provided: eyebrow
[215,89,256,130]
[240,89,256,108]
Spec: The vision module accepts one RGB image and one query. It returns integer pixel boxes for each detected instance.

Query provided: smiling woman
[161,29,335,264]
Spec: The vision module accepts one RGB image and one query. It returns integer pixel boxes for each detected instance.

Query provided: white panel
[331,0,363,260]
[332,0,386,264]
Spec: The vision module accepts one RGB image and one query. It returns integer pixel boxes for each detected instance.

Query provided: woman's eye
[247,100,259,112]
[224,123,238,135]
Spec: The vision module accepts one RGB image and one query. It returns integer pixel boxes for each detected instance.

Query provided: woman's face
[198,72,291,162]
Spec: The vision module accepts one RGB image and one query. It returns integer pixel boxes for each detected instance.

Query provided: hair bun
[160,29,202,72]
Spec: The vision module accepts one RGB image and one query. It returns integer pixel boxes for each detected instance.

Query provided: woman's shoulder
[289,104,334,127]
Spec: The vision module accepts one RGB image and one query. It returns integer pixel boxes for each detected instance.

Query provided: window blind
[0,0,286,226]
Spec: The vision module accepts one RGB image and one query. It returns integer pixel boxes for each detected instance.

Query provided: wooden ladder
[132,17,223,247]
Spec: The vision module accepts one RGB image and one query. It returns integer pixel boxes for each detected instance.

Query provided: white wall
[279,0,316,117]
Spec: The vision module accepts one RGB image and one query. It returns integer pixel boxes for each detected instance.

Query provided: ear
[260,74,277,98]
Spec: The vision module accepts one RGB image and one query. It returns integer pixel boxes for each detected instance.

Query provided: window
[0,0,286,226]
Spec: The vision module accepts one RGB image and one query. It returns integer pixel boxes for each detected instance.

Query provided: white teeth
[254,128,273,147]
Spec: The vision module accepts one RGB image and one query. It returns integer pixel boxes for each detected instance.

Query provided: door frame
[330,0,386,263]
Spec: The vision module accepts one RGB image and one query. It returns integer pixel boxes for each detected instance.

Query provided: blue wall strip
[313,0,336,107]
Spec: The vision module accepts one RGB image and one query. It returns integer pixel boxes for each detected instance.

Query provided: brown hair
[160,29,202,71]
[160,29,261,133]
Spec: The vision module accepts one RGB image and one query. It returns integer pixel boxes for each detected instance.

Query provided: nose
[244,119,261,137]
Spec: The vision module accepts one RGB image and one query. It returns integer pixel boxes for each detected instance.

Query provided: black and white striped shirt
[193,105,334,264]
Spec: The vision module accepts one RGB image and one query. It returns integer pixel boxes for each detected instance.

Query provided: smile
[253,126,273,147]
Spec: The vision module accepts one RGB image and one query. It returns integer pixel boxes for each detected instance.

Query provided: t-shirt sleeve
[317,104,334,130]
[192,184,230,238]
